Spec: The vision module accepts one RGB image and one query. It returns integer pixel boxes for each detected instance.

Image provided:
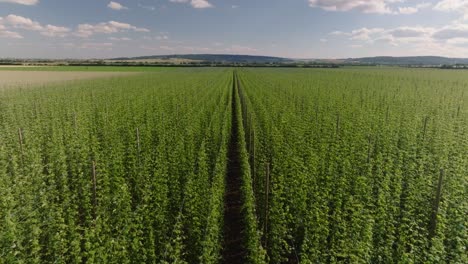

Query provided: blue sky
[0,0,467,59]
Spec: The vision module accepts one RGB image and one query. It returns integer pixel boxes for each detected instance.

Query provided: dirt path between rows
[222,72,247,264]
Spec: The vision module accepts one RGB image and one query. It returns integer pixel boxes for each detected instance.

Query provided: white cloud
[329,26,435,46]
[0,0,38,5]
[140,42,258,54]
[108,1,128,10]
[432,24,468,39]
[75,21,149,38]
[191,0,212,8]
[308,0,392,14]
[0,28,23,38]
[309,0,431,14]
[0,14,70,37]
[397,3,432,14]
[374,35,398,45]
[329,30,347,35]
[170,0,213,9]
[398,7,418,14]
[3,14,43,31]
[327,22,468,56]
[109,36,131,41]
[434,0,468,20]
[41,25,70,37]
[434,0,468,11]
[388,26,434,38]
[350,27,385,40]
[447,37,468,45]
[329,28,385,40]
[156,34,169,40]
[0,18,23,39]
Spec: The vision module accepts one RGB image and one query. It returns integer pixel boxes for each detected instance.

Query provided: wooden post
[367,136,372,164]
[18,128,24,156]
[336,114,340,139]
[92,161,97,220]
[136,127,141,153]
[264,162,270,248]
[18,128,24,167]
[429,169,444,239]
[386,105,389,122]
[252,129,256,193]
[423,116,429,140]
[249,116,252,152]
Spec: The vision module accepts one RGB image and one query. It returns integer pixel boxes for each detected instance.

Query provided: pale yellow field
[0,65,40,68]
[0,71,137,87]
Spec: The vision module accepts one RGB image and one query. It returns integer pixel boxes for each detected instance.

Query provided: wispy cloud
[169,0,213,9]
[434,0,468,20]
[0,27,23,39]
[138,3,156,11]
[41,25,70,37]
[433,24,468,39]
[397,2,432,14]
[2,14,43,31]
[398,7,418,14]
[309,0,431,15]
[140,42,258,55]
[75,21,149,38]
[109,36,131,41]
[308,0,392,14]
[0,14,70,37]
[328,21,468,56]
[0,0,38,5]
[108,1,128,11]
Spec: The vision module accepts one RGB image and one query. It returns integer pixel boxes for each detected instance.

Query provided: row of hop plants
[233,72,267,264]
[0,67,466,263]
[236,68,467,263]
[0,68,234,263]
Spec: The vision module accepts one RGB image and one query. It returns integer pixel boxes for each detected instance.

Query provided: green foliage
[237,68,467,263]
[234,75,268,264]
[0,67,466,263]
[0,68,232,263]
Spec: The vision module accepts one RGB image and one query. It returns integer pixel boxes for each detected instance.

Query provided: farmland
[0,67,466,263]
[0,70,139,87]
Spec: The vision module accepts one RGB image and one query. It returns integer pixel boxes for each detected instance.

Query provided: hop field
[0,67,466,263]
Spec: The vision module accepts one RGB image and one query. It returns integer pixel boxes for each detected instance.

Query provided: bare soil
[222,72,247,264]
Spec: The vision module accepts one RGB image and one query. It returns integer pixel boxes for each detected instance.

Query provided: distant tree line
[440,64,468,69]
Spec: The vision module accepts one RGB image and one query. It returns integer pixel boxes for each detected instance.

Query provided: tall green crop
[0,68,232,263]
[237,67,467,263]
